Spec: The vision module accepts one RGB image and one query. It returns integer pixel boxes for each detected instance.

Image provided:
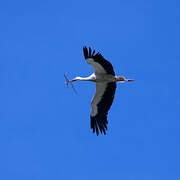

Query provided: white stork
[67,47,134,136]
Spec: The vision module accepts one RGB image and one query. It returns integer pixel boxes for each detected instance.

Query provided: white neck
[75,74,95,82]
[76,76,91,81]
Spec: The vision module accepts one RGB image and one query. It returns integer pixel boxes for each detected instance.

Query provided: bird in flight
[65,46,134,136]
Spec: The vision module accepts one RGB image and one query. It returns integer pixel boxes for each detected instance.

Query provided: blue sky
[1,0,180,179]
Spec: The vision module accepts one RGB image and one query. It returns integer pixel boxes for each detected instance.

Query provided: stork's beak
[68,79,76,82]
[64,79,75,87]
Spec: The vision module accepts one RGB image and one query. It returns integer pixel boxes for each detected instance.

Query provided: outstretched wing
[91,82,116,135]
[83,46,115,75]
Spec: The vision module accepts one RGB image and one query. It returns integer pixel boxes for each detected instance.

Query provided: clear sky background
[1,0,180,179]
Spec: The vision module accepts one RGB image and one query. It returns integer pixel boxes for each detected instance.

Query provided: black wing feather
[91,82,116,136]
[83,46,115,75]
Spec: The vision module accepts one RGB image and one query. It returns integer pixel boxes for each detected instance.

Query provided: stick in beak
[64,73,69,87]
[64,73,78,95]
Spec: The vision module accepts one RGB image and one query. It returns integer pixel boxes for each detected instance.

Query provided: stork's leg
[125,79,135,82]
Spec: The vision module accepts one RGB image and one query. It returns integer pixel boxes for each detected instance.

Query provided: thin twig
[64,73,78,95]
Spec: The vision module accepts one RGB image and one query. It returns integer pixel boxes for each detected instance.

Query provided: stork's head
[116,76,135,83]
